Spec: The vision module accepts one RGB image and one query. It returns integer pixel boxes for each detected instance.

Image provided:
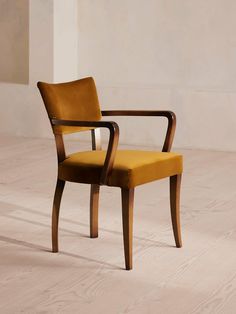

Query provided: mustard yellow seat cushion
[58,150,182,188]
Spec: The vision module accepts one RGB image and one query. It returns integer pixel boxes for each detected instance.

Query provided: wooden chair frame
[51,110,182,270]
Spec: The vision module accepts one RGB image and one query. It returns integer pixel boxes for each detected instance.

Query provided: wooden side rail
[102,110,176,152]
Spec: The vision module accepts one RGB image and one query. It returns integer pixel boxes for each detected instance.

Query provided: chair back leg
[121,188,134,270]
[90,184,100,238]
[170,174,182,248]
[52,179,65,252]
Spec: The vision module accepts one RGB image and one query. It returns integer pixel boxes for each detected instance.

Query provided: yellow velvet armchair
[37,77,183,270]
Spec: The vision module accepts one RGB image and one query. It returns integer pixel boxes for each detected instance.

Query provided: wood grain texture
[0,135,236,313]
[90,129,101,238]
[170,174,182,248]
[52,179,65,252]
[121,188,134,270]
[90,184,100,238]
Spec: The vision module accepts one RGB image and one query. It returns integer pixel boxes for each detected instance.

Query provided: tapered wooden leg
[52,179,65,252]
[121,188,134,270]
[170,174,182,248]
[90,184,100,238]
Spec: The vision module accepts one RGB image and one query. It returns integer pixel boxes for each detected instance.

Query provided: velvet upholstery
[37,77,101,134]
[58,150,183,188]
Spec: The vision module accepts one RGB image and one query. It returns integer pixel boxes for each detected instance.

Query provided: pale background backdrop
[0,0,236,150]
[0,0,29,84]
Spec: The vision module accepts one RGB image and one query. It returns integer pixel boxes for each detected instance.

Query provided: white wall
[77,0,236,151]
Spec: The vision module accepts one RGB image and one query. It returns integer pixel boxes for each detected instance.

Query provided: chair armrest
[51,119,119,185]
[101,110,176,152]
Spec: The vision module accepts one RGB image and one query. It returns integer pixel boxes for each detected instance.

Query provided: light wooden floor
[0,136,236,314]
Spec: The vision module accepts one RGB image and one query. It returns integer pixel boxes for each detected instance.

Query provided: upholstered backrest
[37,77,102,134]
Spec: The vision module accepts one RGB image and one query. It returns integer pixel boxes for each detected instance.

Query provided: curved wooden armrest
[101,110,176,152]
[51,119,119,185]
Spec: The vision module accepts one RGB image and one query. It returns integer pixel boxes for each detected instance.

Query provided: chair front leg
[52,179,65,252]
[121,188,134,270]
[90,184,100,238]
[170,174,182,248]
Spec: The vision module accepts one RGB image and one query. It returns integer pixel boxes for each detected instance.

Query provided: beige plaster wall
[0,0,29,84]
[0,0,236,151]
[54,0,78,82]
[77,0,236,151]
[0,0,78,138]
[0,0,54,137]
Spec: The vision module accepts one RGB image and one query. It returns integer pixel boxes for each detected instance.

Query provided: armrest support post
[51,119,119,185]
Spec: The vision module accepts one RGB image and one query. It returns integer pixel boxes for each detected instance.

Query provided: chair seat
[58,150,183,188]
